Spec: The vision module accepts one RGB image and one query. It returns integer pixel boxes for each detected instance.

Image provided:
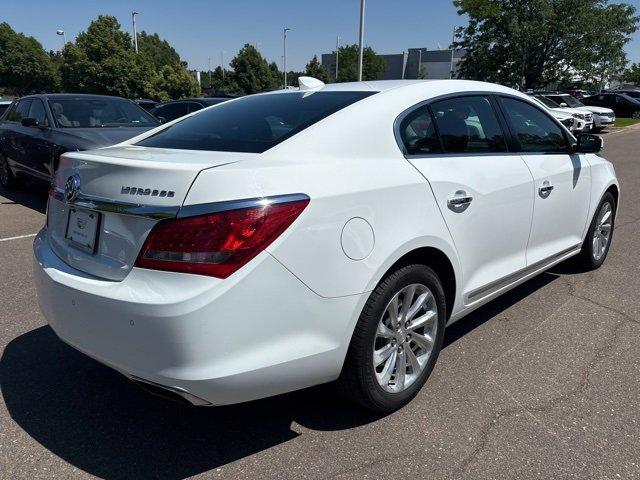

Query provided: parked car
[540,92,615,130]
[583,92,640,118]
[530,94,586,132]
[562,88,588,99]
[0,99,13,118]
[35,79,618,412]
[610,89,640,100]
[134,98,157,111]
[0,94,159,189]
[149,97,232,123]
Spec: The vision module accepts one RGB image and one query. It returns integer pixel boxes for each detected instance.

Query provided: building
[321,48,466,81]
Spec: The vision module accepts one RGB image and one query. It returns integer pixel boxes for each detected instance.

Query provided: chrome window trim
[177,193,310,218]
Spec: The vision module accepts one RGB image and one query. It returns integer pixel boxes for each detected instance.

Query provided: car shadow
[0,180,48,214]
[1,272,559,479]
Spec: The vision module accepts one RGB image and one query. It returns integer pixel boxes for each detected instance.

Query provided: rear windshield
[136,91,376,153]
[49,97,158,128]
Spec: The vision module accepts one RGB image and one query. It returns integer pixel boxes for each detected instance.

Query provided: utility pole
[208,57,212,89]
[418,49,423,79]
[56,29,67,49]
[357,0,366,81]
[335,35,341,81]
[283,27,291,88]
[221,51,225,82]
[132,12,139,53]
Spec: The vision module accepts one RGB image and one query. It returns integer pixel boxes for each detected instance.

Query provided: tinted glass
[430,96,506,153]
[617,93,640,104]
[399,107,440,155]
[553,95,584,108]
[28,99,49,126]
[7,100,32,122]
[621,91,640,99]
[188,102,204,113]
[48,97,158,128]
[154,103,190,121]
[533,95,560,108]
[501,98,567,153]
[137,91,375,153]
[0,105,9,118]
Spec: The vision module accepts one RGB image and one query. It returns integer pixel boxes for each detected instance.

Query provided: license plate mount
[65,207,100,253]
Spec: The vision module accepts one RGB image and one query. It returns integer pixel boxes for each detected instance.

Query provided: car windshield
[48,97,159,128]
[558,95,584,108]
[618,93,640,104]
[136,91,376,153]
[534,95,560,108]
[621,91,640,99]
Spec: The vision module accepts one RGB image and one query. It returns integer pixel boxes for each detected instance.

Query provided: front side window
[154,103,190,122]
[430,96,507,153]
[48,97,158,128]
[6,100,31,122]
[28,99,49,127]
[500,97,567,153]
[399,107,440,155]
[137,91,375,153]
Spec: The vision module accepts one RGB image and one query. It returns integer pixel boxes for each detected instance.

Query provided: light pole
[449,26,457,79]
[357,0,366,81]
[417,49,422,79]
[283,27,291,89]
[208,57,212,89]
[56,29,67,49]
[335,35,341,81]
[132,11,139,53]
[220,51,225,82]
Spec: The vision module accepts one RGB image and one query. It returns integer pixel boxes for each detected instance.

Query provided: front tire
[575,192,616,270]
[338,264,446,412]
[0,153,20,190]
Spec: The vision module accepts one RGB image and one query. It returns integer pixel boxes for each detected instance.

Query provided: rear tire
[337,264,446,412]
[574,192,616,270]
[0,153,20,190]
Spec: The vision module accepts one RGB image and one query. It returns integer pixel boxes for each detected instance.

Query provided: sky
[5,0,640,72]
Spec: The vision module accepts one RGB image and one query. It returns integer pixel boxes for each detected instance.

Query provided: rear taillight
[135,198,309,278]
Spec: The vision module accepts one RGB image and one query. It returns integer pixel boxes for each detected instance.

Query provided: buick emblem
[65,174,81,202]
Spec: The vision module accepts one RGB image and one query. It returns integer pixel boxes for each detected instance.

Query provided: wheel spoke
[379,350,397,385]
[600,224,612,233]
[395,350,406,390]
[400,285,416,320]
[411,332,434,352]
[373,343,394,366]
[406,291,432,321]
[406,346,421,374]
[600,206,611,224]
[376,321,394,339]
[407,310,436,331]
[387,296,400,324]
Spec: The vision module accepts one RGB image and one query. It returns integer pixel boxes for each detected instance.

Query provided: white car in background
[531,94,592,132]
[542,92,615,130]
[528,95,584,133]
[34,79,619,412]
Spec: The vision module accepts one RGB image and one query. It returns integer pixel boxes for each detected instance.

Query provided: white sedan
[34,79,619,412]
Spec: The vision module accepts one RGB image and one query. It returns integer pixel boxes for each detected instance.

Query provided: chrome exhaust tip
[130,376,212,406]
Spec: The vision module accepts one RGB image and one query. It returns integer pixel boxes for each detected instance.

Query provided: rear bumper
[33,229,363,405]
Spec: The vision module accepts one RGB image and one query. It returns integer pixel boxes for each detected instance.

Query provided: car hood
[62,126,156,148]
[556,106,591,116]
[548,108,573,120]
[576,106,614,115]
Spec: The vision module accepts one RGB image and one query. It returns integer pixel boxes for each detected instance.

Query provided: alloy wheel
[593,201,613,261]
[372,283,438,393]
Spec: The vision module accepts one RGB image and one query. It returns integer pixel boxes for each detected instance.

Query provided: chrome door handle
[447,193,473,208]
[539,182,554,196]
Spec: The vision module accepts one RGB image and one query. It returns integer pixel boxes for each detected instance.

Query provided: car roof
[20,93,132,101]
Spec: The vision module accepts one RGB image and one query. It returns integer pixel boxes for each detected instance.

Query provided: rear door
[497,96,591,265]
[401,95,535,303]
[22,98,55,177]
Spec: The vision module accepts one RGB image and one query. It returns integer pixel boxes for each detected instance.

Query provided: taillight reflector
[135,198,309,278]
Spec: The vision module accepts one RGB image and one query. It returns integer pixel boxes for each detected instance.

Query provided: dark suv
[0,94,159,189]
[149,97,232,123]
[582,92,640,118]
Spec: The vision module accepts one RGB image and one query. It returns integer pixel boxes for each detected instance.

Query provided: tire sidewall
[361,265,447,410]
[584,192,616,268]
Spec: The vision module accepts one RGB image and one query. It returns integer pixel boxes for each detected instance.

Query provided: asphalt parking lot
[1,128,639,480]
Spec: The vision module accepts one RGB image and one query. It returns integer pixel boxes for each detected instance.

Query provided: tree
[623,62,640,85]
[304,55,331,83]
[229,44,280,94]
[60,15,199,100]
[331,45,386,82]
[453,0,639,90]
[0,23,59,95]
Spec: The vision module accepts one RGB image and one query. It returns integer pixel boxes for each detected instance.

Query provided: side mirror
[157,116,167,124]
[21,117,39,127]
[574,133,603,153]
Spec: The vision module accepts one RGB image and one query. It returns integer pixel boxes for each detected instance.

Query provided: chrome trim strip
[177,193,310,218]
[53,187,180,219]
[465,244,581,304]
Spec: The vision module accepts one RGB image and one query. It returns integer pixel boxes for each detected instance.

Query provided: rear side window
[137,91,376,153]
[431,96,507,153]
[399,107,440,154]
[500,97,568,153]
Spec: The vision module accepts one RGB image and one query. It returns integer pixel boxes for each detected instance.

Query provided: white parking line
[0,233,37,243]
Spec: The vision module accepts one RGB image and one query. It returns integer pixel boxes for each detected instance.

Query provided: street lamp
[335,35,341,81]
[449,26,457,79]
[283,27,291,89]
[132,11,139,53]
[357,0,366,81]
[56,29,67,49]
[220,51,225,82]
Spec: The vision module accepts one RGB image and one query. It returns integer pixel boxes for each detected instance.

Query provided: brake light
[135,198,309,278]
